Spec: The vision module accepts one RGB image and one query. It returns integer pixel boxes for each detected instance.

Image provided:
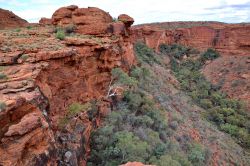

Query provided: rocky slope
[0,5,135,166]
[0,8,28,29]
[131,22,250,110]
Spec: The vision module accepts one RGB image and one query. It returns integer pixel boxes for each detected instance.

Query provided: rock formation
[0,8,28,29]
[0,5,135,166]
[51,5,113,35]
[131,22,250,56]
[39,17,52,25]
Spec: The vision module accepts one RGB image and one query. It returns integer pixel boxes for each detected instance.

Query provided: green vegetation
[58,102,91,129]
[159,44,250,148]
[188,143,206,165]
[88,42,209,166]
[20,54,29,61]
[200,48,220,62]
[56,29,65,40]
[15,28,21,32]
[54,25,76,40]
[159,44,199,59]
[0,66,5,72]
[134,42,162,65]
[0,73,7,80]
[26,26,32,30]
[68,102,91,117]
[0,101,6,111]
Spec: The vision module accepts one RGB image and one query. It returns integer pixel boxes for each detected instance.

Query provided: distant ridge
[0,8,28,29]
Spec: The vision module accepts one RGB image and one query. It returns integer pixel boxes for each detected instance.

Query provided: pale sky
[0,0,250,24]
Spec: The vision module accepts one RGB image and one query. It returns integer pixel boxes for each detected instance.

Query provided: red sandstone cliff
[131,22,250,56]
[0,5,135,166]
[0,8,28,29]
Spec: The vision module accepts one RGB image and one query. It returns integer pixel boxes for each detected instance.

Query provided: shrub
[188,143,205,165]
[56,30,65,40]
[115,131,149,163]
[20,54,29,61]
[111,68,138,87]
[220,123,239,136]
[201,48,220,62]
[0,73,7,80]
[15,28,21,32]
[159,44,192,59]
[0,101,6,111]
[67,102,91,118]
[26,26,32,30]
[154,155,182,166]
[134,42,161,65]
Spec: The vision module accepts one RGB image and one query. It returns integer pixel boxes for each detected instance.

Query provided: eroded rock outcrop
[51,5,113,35]
[0,8,28,29]
[39,17,52,25]
[0,6,135,166]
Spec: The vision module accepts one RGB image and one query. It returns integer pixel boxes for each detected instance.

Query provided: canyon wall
[1,6,250,166]
[0,6,135,166]
[131,22,250,56]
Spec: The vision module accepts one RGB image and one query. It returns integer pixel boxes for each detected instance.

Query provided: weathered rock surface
[131,22,250,56]
[0,6,135,165]
[118,14,134,28]
[52,5,113,35]
[0,8,28,29]
[39,17,52,25]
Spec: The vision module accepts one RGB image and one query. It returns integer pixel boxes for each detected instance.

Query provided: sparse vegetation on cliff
[58,102,91,129]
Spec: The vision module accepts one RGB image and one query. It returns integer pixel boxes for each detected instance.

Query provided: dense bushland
[160,44,250,148]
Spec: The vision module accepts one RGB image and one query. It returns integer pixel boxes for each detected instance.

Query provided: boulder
[118,14,134,27]
[39,17,52,25]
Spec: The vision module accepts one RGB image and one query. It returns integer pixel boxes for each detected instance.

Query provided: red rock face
[118,14,134,28]
[39,17,52,25]
[52,5,113,35]
[0,8,28,29]
[0,6,135,165]
[131,22,250,56]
